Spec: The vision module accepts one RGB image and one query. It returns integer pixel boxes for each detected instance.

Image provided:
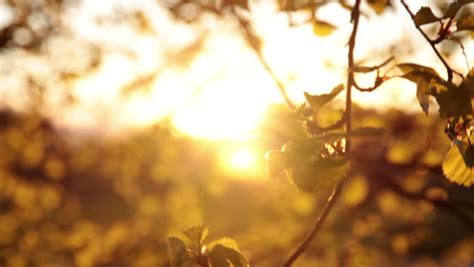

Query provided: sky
[0,0,473,141]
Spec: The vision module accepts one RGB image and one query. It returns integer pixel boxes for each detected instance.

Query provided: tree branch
[281,1,362,265]
[281,179,346,267]
[233,12,296,110]
[400,0,463,82]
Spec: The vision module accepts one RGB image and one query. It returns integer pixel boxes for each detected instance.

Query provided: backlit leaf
[367,0,389,14]
[281,139,323,168]
[414,7,439,26]
[183,225,208,246]
[396,63,445,114]
[304,84,344,111]
[264,150,288,178]
[222,0,249,9]
[459,68,474,94]
[313,20,337,37]
[209,244,249,267]
[292,158,347,193]
[208,237,240,251]
[442,145,474,187]
[444,0,474,19]
[417,78,431,114]
[168,237,194,267]
[435,84,472,117]
[278,0,314,11]
[396,63,439,80]
[456,16,474,32]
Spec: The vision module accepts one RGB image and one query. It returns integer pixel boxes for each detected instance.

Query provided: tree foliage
[0,0,474,267]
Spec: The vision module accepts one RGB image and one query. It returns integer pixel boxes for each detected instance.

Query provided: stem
[281,1,362,265]
[234,13,296,110]
[281,180,346,267]
[399,0,462,82]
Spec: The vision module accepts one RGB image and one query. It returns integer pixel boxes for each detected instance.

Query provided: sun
[229,148,255,170]
[218,145,263,179]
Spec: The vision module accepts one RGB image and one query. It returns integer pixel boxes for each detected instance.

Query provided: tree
[0,0,473,266]
[165,0,474,266]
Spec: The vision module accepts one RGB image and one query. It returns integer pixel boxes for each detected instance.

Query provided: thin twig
[400,0,463,82]
[351,56,394,73]
[281,1,362,266]
[233,12,296,110]
[450,37,470,72]
[281,179,346,267]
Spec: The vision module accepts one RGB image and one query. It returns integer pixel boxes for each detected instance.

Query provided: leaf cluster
[169,225,249,267]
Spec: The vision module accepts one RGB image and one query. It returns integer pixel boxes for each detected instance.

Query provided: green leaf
[442,145,474,187]
[457,16,474,32]
[367,0,389,14]
[168,237,194,267]
[183,225,208,246]
[312,20,337,37]
[304,84,344,111]
[444,0,474,19]
[264,150,289,178]
[414,7,440,26]
[292,158,347,193]
[209,244,249,267]
[280,139,323,168]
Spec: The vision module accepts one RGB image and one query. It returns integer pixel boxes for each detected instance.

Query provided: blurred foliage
[0,106,471,266]
[1,0,474,266]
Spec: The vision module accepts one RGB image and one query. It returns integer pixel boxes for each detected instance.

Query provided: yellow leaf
[312,20,336,37]
[442,146,474,187]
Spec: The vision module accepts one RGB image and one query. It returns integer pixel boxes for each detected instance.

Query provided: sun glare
[229,148,255,170]
[219,145,263,179]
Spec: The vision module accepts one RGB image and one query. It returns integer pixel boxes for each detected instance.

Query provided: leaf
[292,158,347,193]
[183,225,208,246]
[434,83,472,117]
[264,150,288,178]
[304,84,344,111]
[312,20,337,37]
[444,0,474,19]
[456,16,474,32]
[417,78,431,114]
[209,244,249,267]
[414,7,439,26]
[168,237,194,267]
[208,237,240,251]
[280,139,323,168]
[396,63,439,80]
[278,0,314,11]
[223,0,249,9]
[367,0,389,14]
[442,145,474,187]
[396,63,445,114]
[460,68,474,94]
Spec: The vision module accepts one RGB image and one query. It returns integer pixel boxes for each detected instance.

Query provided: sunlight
[172,71,277,140]
[218,145,263,179]
[229,148,255,170]
[50,0,464,139]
